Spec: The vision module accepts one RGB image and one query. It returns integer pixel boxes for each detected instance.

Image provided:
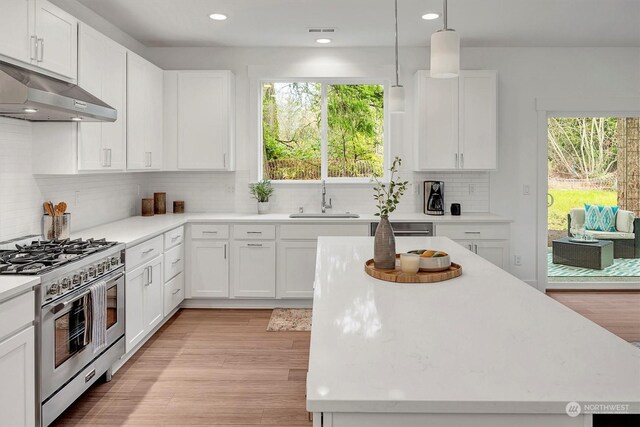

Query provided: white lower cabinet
[125,255,163,353]
[436,222,510,270]
[0,326,35,427]
[232,241,276,298]
[164,272,185,316]
[277,241,318,299]
[455,239,510,269]
[189,240,229,298]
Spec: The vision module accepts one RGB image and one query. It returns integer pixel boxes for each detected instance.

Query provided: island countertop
[306,236,640,414]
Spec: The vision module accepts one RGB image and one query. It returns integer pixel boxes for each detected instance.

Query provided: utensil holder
[43,213,70,240]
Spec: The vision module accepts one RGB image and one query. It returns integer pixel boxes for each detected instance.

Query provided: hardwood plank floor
[547,291,640,342]
[54,309,312,426]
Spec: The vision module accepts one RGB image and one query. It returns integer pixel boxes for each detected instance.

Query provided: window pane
[262,82,321,180]
[327,84,384,178]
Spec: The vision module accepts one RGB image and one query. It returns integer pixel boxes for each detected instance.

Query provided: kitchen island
[306,236,640,426]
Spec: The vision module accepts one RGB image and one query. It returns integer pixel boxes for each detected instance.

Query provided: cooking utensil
[43,201,55,216]
[55,202,67,216]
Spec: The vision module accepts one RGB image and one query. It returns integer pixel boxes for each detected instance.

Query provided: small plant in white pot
[249,180,274,214]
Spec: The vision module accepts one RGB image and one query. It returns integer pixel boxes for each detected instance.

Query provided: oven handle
[50,272,124,314]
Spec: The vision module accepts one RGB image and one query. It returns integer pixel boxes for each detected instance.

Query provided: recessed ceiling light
[422,13,440,20]
[316,38,332,44]
[71,117,82,121]
[23,108,38,113]
[209,13,228,21]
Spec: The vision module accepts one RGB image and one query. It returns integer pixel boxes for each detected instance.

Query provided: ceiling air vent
[308,28,336,33]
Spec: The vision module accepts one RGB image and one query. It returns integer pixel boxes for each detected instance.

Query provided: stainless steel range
[0,238,125,426]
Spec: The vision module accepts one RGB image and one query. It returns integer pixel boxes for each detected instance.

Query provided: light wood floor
[54,293,640,426]
[54,309,312,426]
[547,291,640,342]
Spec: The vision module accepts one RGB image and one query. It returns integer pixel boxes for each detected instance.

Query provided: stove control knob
[103,260,110,271]
[61,278,70,290]
[88,266,96,278]
[72,274,81,286]
[81,270,89,282]
[47,283,60,296]
[97,263,104,274]
[110,257,119,266]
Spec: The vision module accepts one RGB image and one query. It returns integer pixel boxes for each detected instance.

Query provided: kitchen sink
[289,213,360,219]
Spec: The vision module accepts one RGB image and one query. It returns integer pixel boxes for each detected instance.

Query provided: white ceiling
[73,0,640,48]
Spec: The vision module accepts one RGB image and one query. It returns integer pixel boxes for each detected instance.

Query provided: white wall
[145,46,640,284]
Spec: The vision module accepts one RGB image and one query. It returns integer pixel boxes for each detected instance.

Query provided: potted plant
[249,179,274,214]
[373,157,409,268]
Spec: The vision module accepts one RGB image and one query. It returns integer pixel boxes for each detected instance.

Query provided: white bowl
[408,250,452,272]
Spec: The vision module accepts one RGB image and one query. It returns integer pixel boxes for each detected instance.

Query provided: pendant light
[389,0,404,113]
[430,0,460,78]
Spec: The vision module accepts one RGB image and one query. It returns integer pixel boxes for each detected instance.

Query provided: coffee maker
[424,181,445,216]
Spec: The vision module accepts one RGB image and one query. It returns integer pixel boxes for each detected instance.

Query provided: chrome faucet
[321,180,332,213]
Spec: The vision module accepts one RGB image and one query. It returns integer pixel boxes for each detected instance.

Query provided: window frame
[258,77,390,184]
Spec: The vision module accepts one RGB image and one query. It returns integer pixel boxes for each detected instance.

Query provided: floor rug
[547,253,640,278]
[267,308,312,332]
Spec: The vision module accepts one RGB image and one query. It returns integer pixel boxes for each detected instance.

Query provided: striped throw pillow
[584,204,619,232]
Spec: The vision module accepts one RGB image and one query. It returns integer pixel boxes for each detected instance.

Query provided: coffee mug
[451,203,461,216]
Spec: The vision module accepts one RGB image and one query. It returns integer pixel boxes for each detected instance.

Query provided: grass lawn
[548,188,617,231]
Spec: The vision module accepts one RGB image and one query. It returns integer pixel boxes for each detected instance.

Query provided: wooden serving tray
[364,257,462,283]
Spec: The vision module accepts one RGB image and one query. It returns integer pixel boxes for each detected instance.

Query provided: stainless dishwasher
[369,221,434,237]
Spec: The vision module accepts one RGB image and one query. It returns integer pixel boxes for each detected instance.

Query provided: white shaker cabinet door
[0,0,33,65]
[232,241,276,298]
[0,326,35,427]
[189,241,230,298]
[177,71,233,170]
[415,71,459,170]
[34,0,78,79]
[144,257,164,331]
[458,71,497,170]
[474,240,509,270]
[125,263,146,353]
[277,241,317,299]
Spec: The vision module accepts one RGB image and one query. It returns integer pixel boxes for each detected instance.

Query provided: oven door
[41,268,125,400]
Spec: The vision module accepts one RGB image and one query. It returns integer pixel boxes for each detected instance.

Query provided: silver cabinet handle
[171,235,180,241]
[247,231,262,234]
[102,148,109,167]
[142,248,154,255]
[108,148,112,167]
[223,153,227,168]
[473,244,478,254]
[247,243,263,247]
[149,151,152,167]
[203,231,218,235]
[172,288,181,295]
[460,153,464,168]
[37,38,44,62]
[467,244,473,251]
[455,153,458,168]
[223,244,227,259]
[464,231,481,235]
[144,266,150,286]
[149,265,153,283]
[30,35,37,60]
[171,258,181,264]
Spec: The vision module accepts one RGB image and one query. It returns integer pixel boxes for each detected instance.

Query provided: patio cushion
[584,229,635,240]
[584,204,618,232]
[616,210,636,233]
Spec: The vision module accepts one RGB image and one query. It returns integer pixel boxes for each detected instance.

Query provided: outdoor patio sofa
[567,208,640,258]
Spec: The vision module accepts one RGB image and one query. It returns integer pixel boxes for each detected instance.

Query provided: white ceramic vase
[257,202,270,214]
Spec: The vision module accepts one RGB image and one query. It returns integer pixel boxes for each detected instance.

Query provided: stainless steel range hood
[0,61,117,122]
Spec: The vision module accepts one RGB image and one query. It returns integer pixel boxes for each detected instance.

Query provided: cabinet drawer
[233,224,276,240]
[164,272,185,316]
[164,226,184,249]
[191,224,229,240]
[126,235,164,271]
[436,223,509,240]
[0,291,34,340]
[164,243,184,282]
[279,224,369,240]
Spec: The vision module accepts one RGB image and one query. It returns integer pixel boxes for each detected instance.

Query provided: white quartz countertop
[0,276,39,302]
[306,236,640,414]
[72,212,511,247]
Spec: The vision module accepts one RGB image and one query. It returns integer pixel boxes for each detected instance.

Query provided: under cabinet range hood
[0,61,117,122]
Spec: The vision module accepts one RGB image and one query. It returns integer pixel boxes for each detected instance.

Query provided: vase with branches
[249,180,274,214]
[372,157,409,268]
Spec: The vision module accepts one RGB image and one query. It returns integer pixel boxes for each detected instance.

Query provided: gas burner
[0,238,118,275]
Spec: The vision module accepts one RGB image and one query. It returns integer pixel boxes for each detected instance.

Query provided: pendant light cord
[394,0,400,86]
[443,0,448,30]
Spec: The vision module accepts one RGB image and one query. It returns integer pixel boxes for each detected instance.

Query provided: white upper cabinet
[0,0,34,64]
[0,0,77,80]
[415,70,497,171]
[34,0,78,79]
[163,70,235,171]
[127,52,163,170]
[77,24,126,171]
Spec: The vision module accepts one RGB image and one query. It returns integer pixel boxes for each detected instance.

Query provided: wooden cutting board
[364,257,462,283]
